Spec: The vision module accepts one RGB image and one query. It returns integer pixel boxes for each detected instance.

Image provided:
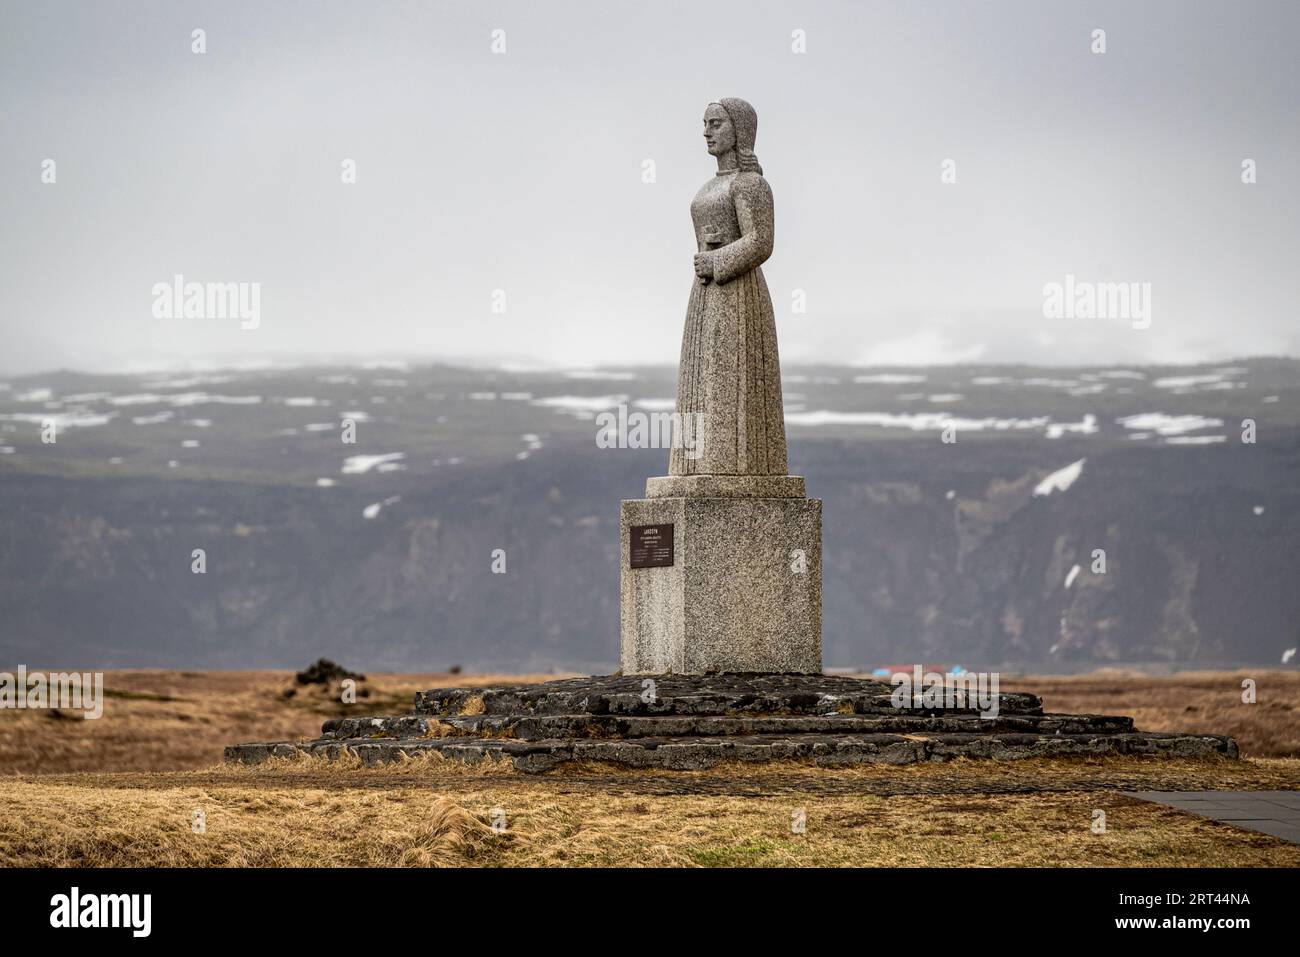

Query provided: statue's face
[703,104,735,156]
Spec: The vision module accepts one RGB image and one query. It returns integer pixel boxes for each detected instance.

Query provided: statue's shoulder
[729,171,772,205]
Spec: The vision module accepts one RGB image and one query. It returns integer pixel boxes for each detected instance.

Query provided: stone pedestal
[619,476,822,674]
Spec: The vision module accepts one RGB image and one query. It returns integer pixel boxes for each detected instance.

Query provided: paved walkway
[1126,790,1300,843]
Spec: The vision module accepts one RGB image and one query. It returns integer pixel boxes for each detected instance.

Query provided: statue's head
[703,98,762,174]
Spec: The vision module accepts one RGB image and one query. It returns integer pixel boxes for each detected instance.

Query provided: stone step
[322,710,1133,741]
[413,673,1042,718]
[229,673,1235,773]
[227,729,1238,774]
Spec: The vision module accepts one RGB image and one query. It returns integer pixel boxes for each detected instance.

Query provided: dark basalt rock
[295,658,365,686]
[413,674,1043,718]
[227,673,1238,773]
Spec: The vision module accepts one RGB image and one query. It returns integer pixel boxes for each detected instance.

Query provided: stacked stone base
[225,674,1238,773]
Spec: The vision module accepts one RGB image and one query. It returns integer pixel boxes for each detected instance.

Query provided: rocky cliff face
[1,360,1296,671]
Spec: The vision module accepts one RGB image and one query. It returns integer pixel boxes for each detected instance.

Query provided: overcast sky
[2,0,1297,376]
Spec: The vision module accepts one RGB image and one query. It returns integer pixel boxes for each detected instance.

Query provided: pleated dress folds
[670,169,787,477]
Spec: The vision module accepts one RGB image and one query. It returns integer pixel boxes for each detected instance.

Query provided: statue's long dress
[670,169,787,476]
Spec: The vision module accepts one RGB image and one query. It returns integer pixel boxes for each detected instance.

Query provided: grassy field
[1,669,1297,867]
[4,756,1300,867]
[0,669,546,774]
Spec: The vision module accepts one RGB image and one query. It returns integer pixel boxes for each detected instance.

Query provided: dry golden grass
[2,756,1298,867]
[1000,670,1300,759]
[2,668,1296,867]
[0,669,572,773]
[0,777,506,867]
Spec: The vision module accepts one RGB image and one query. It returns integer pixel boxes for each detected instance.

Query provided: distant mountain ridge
[1,359,1297,671]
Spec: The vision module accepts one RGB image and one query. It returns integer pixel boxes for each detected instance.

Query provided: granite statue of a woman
[621,98,820,676]
[668,97,787,478]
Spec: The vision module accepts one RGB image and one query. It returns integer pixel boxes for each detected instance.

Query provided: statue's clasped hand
[694,252,716,284]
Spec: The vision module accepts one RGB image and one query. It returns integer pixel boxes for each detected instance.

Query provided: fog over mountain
[3,0,1298,374]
